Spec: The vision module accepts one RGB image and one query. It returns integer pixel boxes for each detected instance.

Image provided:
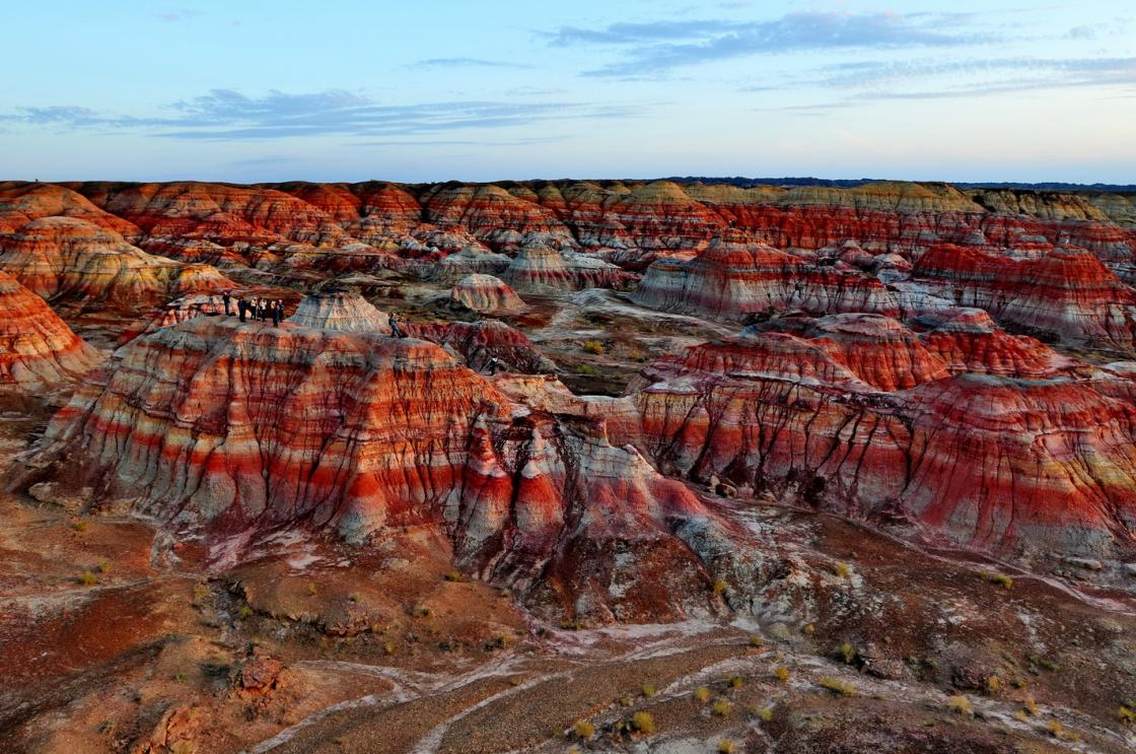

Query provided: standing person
[238,299,247,323]
[389,312,404,338]
[276,299,286,323]
[271,300,281,327]
[222,290,232,316]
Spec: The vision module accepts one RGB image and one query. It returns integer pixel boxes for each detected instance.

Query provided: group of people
[222,291,286,326]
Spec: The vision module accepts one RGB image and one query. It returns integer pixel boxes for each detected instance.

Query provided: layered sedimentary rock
[913,244,1136,350]
[287,290,390,332]
[0,216,232,310]
[449,274,526,315]
[916,308,1067,378]
[620,329,1136,559]
[430,246,512,282]
[0,271,103,390]
[34,305,756,620]
[404,319,554,374]
[503,245,635,292]
[634,234,898,320]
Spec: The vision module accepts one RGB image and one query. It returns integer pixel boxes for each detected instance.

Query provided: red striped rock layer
[0,271,102,390]
[37,317,756,620]
[913,244,1136,350]
[449,274,527,315]
[622,330,1136,559]
[633,236,898,320]
[403,319,554,374]
[503,245,636,292]
[0,216,233,311]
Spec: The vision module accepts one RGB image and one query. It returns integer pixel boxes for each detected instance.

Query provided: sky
[1,0,1133,184]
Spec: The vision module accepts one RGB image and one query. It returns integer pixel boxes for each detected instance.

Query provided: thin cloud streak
[544,12,997,77]
[0,89,638,141]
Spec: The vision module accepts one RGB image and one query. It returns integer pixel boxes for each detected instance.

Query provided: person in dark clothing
[271,301,281,327]
[389,312,405,338]
[222,290,232,315]
[238,299,247,323]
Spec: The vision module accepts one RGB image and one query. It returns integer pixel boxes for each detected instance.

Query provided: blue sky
[1,0,1133,183]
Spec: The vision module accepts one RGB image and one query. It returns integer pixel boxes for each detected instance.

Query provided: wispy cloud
[758,56,1136,113]
[155,8,201,23]
[413,57,534,70]
[0,89,635,141]
[545,12,996,77]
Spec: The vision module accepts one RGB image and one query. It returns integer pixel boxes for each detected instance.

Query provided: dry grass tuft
[581,339,606,355]
[711,698,733,717]
[572,719,595,740]
[817,676,856,697]
[774,666,791,683]
[947,695,973,716]
[693,686,711,703]
[630,710,655,735]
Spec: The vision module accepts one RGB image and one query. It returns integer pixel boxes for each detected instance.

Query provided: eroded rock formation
[449,274,526,315]
[0,271,102,390]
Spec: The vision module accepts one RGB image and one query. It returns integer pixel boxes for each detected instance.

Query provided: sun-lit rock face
[36,314,759,620]
[621,330,1136,560]
[449,274,527,315]
[420,184,574,250]
[0,216,232,310]
[430,246,512,281]
[634,234,898,320]
[0,271,103,390]
[917,308,1067,378]
[913,244,1136,350]
[0,181,139,237]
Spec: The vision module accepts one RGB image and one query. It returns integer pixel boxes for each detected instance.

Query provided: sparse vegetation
[78,570,98,587]
[717,738,737,753]
[833,561,852,578]
[443,570,466,582]
[947,695,974,716]
[641,682,657,697]
[95,561,110,574]
[348,592,361,603]
[985,675,1002,694]
[572,719,595,740]
[71,520,87,533]
[383,640,396,655]
[306,581,318,596]
[838,642,857,664]
[575,364,600,376]
[712,698,733,717]
[757,706,774,722]
[1045,719,1073,740]
[693,686,712,703]
[1023,696,1039,716]
[982,571,1014,590]
[1118,705,1136,724]
[774,666,791,683]
[581,339,606,355]
[630,710,655,735]
[748,634,763,648]
[728,675,744,689]
[818,676,856,697]
[712,578,728,595]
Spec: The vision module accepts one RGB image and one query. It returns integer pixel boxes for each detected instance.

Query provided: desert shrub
[833,561,852,578]
[985,675,1002,694]
[838,642,857,664]
[947,695,973,716]
[641,683,657,697]
[728,675,744,689]
[749,635,763,648]
[383,640,396,655]
[717,739,737,753]
[443,570,465,582]
[306,582,317,596]
[774,666,790,683]
[78,570,98,586]
[1023,696,1039,716]
[348,592,361,603]
[71,520,87,533]
[712,579,728,595]
[575,364,600,376]
[817,676,856,697]
[581,339,605,355]
[237,604,253,619]
[982,571,1014,590]
[1118,705,1135,724]
[757,706,774,722]
[630,710,655,735]
[572,719,595,740]
[711,698,733,717]
[693,686,711,703]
